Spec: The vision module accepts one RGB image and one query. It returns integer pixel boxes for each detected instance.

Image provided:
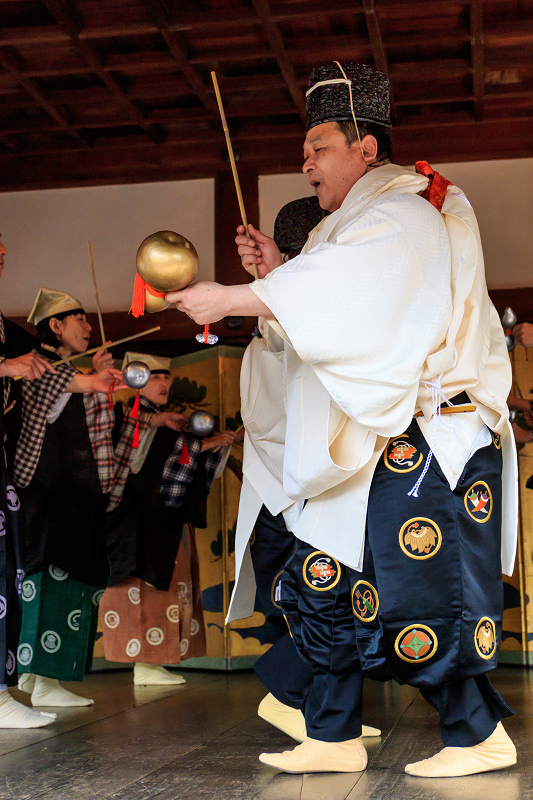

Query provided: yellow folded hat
[122,351,171,375]
[27,287,84,327]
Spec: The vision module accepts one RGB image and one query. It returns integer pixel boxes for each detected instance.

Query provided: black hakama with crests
[281,414,513,744]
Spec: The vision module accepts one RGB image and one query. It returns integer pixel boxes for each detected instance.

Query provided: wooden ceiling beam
[137,0,219,117]
[1,114,532,192]
[0,16,530,51]
[0,49,89,145]
[2,107,532,163]
[38,0,164,143]
[0,26,70,46]
[470,0,485,120]
[250,0,306,122]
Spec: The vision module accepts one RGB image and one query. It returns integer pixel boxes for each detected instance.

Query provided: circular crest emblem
[49,565,68,581]
[492,432,501,450]
[22,580,36,602]
[68,609,81,631]
[128,587,141,605]
[178,582,189,600]
[92,589,105,607]
[395,625,438,663]
[104,610,120,629]
[166,604,180,623]
[384,435,423,474]
[6,650,15,676]
[352,581,379,622]
[271,570,283,609]
[475,617,497,660]
[303,552,341,591]
[399,517,442,560]
[190,618,200,636]
[0,511,5,536]
[180,638,189,656]
[41,630,61,654]
[146,627,164,645]
[465,481,492,523]
[17,643,33,666]
[126,639,141,657]
[0,596,6,620]
[5,485,20,511]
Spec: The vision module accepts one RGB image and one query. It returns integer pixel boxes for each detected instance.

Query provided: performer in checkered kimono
[14,287,125,709]
[167,63,519,778]
[0,238,77,728]
[100,352,235,685]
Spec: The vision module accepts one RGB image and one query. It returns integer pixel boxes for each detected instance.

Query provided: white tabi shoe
[133,663,186,686]
[18,673,36,694]
[405,722,517,777]
[259,736,368,773]
[31,676,94,707]
[257,693,381,742]
[0,690,57,728]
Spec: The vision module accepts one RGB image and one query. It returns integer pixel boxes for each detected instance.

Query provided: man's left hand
[166,282,228,325]
[92,346,114,372]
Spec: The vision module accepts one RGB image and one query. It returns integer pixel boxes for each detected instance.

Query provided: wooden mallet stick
[211,71,259,281]
[51,326,161,367]
[87,241,106,347]
[14,326,161,379]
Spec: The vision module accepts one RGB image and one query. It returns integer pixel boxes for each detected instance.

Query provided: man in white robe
[167,62,518,779]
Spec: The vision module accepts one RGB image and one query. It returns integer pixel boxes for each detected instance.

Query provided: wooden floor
[0,666,531,800]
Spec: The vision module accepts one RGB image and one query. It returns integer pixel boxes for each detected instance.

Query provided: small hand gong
[188,410,215,437]
[123,360,151,389]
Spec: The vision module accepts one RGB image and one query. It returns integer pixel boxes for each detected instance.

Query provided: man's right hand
[513,323,533,349]
[0,353,56,380]
[151,411,188,431]
[235,224,283,278]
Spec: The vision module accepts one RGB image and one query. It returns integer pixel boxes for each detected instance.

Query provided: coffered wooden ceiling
[0,0,532,191]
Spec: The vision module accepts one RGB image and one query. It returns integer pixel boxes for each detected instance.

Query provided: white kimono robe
[228,164,517,623]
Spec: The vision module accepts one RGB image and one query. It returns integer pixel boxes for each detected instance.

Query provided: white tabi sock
[31,676,94,707]
[133,663,186,685]
[0,689,57,728]
[18,673,36,694]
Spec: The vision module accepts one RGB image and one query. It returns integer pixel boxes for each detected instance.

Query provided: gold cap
[27,287,84,326]
[123,351,171,374]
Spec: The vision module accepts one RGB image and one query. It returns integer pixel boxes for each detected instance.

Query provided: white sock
[133,663,186,685]
[0,689,57,728]
[31,676,94,707]
[18,673,36,694]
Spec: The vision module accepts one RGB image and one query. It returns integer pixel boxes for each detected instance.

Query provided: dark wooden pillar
[214,170,259,286]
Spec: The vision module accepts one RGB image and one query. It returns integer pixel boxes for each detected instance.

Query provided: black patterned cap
[274,196,326,253]
[306,62,391,131]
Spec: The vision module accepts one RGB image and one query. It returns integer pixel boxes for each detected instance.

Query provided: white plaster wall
[0,178,214,316]
[259,159,533,290]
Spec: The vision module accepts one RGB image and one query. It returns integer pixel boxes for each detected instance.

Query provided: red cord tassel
[178,434,190,465]
[107,378,118,411]
[129,274,167,318]
[131,391,140,448]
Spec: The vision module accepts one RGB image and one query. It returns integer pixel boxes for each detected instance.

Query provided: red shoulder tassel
[415,160,452,213]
